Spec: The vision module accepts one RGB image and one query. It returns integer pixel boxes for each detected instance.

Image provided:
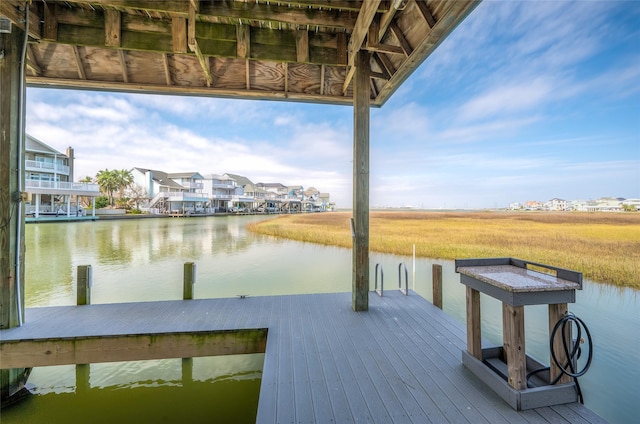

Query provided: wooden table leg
[549,303,572,384]
[503,303,526,390]
[466,286,482,359]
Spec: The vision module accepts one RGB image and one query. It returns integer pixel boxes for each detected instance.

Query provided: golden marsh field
[248,211,640,289]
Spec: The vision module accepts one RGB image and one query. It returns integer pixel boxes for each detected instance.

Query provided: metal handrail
[374,263,384,297]
[398,263,409,295]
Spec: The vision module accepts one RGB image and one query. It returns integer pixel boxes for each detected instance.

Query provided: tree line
[81,168,146,210]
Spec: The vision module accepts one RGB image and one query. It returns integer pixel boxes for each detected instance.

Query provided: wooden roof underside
[2,0,479,106]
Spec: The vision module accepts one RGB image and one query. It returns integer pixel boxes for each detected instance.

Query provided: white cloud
[22,1,639,209]
[457,78,552,122]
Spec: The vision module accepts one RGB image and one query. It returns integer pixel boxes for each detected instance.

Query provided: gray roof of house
[257,182,287,189]
[26,134,65,156]
[167,172,204,179]
[134,168,185,190]
[225,173,254,187]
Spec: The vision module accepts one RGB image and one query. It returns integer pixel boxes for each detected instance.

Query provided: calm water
[5,216,639,423]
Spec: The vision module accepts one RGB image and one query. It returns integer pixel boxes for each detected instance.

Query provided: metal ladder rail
[398,262,409,295]
[374,263,384,297]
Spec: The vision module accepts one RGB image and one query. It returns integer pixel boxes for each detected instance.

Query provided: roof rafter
[4,0,480,107]
[342,0,383,93]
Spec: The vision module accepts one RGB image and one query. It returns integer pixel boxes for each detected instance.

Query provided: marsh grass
[247,211,640,289]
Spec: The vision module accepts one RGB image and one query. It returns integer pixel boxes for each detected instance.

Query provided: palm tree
[114,169,134,200]
[95,169,118,206]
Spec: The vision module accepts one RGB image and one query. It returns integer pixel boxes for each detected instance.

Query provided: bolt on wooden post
[183,262,196,300]
[77,265,92,305]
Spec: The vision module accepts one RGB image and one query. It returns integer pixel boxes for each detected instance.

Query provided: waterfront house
[546,198,567,211]
[318,192,331,211]
[256,182,288,198]
[24,135,100,218]
[132,168,208,213]
[586,197,626,212]
[202,173,254,212]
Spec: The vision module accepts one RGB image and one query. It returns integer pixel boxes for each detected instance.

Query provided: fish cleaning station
[1,1,601,422]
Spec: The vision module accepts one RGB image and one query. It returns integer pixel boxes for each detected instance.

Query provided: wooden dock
[0,291,604,423]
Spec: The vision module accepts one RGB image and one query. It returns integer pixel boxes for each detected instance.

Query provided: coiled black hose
[526,312,593,404]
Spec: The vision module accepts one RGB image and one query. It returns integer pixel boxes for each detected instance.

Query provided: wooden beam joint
[43,3,58,41]
[343,0,382,93]
[105,9,121,47]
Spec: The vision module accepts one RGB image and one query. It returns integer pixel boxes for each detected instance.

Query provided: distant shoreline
[248,211,640,290]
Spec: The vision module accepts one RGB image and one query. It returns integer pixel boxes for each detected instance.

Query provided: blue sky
[26,1,640,209]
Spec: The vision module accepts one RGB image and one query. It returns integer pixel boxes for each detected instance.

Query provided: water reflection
[21,216,640,424]
[2,355,264,424]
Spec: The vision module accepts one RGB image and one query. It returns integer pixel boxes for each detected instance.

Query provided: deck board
[0,291,606,424]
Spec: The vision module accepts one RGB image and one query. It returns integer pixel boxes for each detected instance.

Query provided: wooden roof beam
[275,1,386,13]
[118,50,128,83]
[0,1,41,39]
[172,17,187,53]
[61,1,190,15]
[237,24,250,59]
[57,0,385,15]
[55,0,354,31]
[378,0,407,40]
[26,76,355,105]
[373,52,394,79]
[72,46,86,80]
[188,1,212,87]
[389,21,412,56]
[104,9,121,47]
[42,2,58,42]
[414,0,436,28]
[162,53,172,86]
[198,1,357,31]
[47,5,344,66]
[295,30,309,63]
[364,16,404,57]
[343,0,382,94]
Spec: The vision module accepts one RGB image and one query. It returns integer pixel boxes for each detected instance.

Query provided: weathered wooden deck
[0,291,604,423]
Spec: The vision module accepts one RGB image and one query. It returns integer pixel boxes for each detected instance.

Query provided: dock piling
[183,262,196,300]
[77,265,92,305]
[432,264,443,309]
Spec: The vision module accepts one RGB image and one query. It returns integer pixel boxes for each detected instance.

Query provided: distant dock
[0,291,604,423]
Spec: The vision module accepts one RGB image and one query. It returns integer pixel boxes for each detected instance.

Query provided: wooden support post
[75,363,90,393]
[432,264,443,309]
[503,303,526,390]
[549,303,572,384]
[77,265,92,305]
[183,262,196,300]
[1,25,25,330]
[466,286,481,359]
[352,49,370,312]
[1,24,28,401]
[182,357,193,386]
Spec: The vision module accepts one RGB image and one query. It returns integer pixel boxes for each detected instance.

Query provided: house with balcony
[546,198,567,211]
[585,197,626,212]
[132,168,208,214]
[256,183,290,212]
[24,135,101,219]
[200,173,250,212]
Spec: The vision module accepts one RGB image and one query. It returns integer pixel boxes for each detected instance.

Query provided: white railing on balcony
[211,182,236,189]
[25,160,70,175]
[210,194,233,200]
[187,182,204,189]
[161,191,208,200]
[234,195,255,202]
[25,179,100,192]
